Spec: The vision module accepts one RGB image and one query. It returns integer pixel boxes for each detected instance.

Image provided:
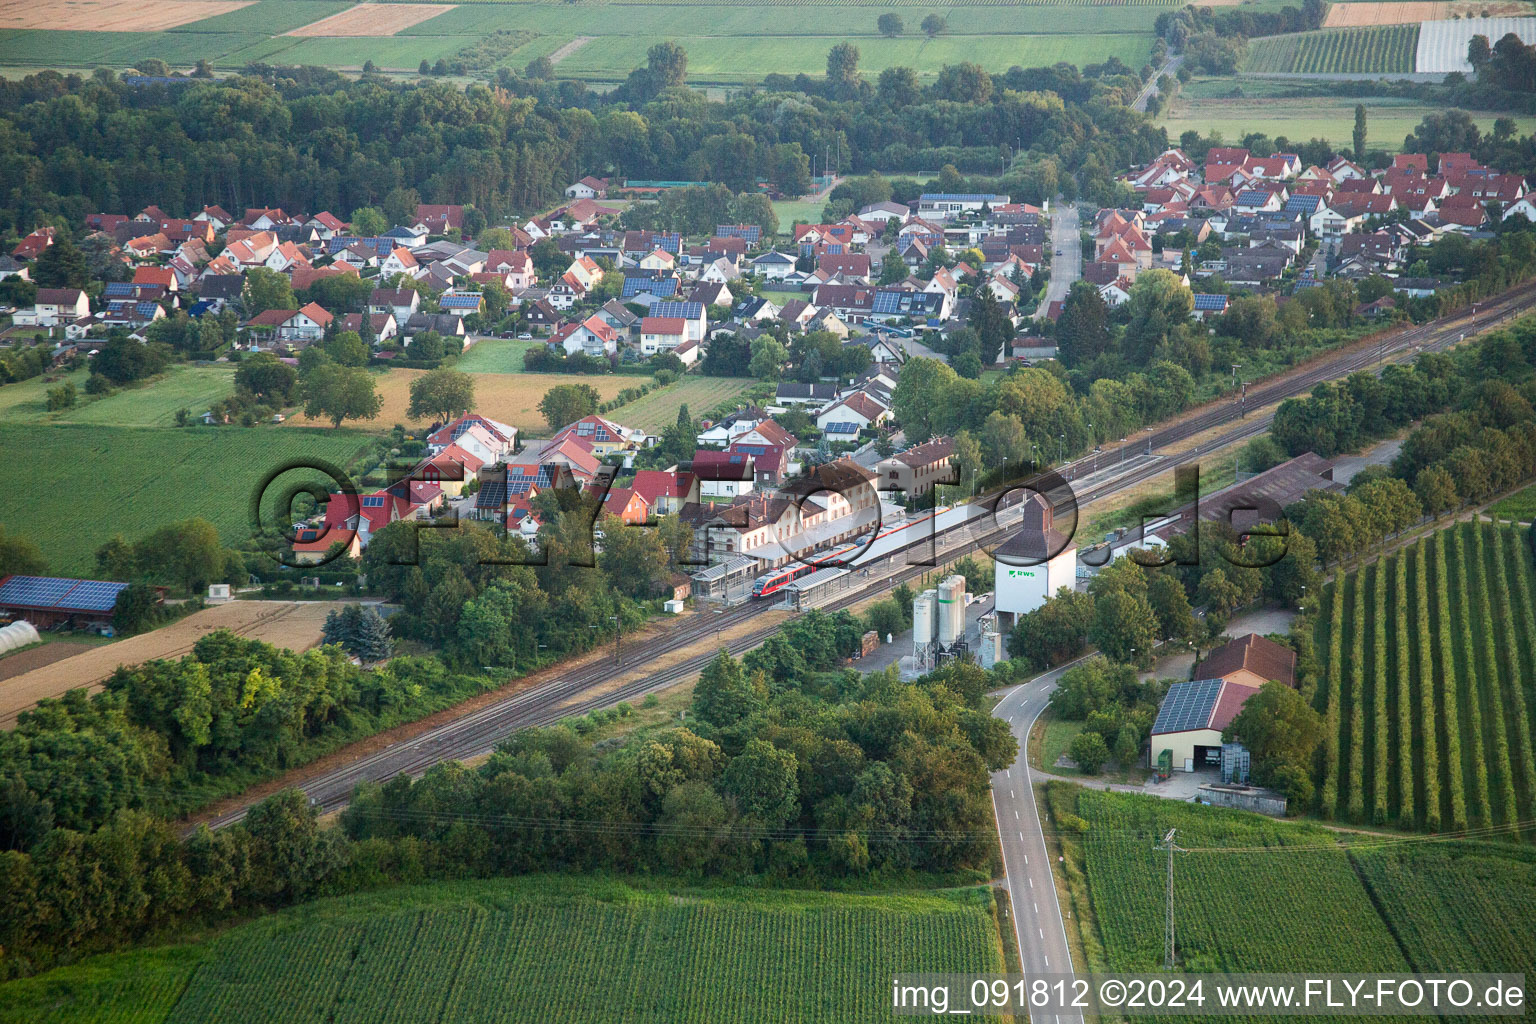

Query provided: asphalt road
[195,277,1536,832]
[1132,55,1184,113]
[992,661,1085,1024]
[1036,202,1080,319]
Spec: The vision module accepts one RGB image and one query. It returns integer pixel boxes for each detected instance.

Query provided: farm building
[1150,677,1260,773]
[0,575,142,628]
[1196,632,1297,689]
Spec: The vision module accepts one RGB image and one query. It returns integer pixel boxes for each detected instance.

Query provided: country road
[992,660,1086,1024]
[192,277,1536,832]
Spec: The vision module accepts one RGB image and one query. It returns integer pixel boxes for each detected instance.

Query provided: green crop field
[1490,482,1536,523]
[0,1,1157,78]
[612,375,757,431]
[0,877,1007,1024]
[1052,786,1536,979]
[1245,24,1419,75]
[1160,97,1536,152]
[0,365,236,428]
[1313,522,1536,832]
[0,423,372,575]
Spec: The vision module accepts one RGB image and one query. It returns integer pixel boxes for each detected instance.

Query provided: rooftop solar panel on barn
[1152,678,1225,734]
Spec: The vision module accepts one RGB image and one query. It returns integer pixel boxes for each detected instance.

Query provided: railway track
[195,281,1536,829]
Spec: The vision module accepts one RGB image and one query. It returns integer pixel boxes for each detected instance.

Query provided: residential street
[1036,201,1080,318]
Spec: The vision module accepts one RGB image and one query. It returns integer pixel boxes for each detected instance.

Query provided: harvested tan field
[1324,2,1447,27]
[0,0,252,32]
[285,2,454,37]
[0,601,331,727]
[283,368,631,434]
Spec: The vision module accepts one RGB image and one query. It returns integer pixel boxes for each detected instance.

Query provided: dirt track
[0,601,330,727]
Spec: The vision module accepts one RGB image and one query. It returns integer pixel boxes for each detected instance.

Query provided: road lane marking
[1014,810,1019,818]
[1034,903,1038,912]
[1039,928,1044,938]
[1029,877,1033,887]
[1010,789,1015,798]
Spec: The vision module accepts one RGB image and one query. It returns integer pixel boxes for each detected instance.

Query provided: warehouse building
[1150,677,1260,773]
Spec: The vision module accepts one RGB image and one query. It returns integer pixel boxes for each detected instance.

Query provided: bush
[1069,731,1110,774]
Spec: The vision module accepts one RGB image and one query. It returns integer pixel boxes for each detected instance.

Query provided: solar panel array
[0,575,129,612]
[648,301,702,321]
[1152,679,1225,735]
[1193,294,1228,311]
[622,277,677,298]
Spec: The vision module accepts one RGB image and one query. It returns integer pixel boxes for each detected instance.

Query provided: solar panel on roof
[65,581,129,612]
[1152,679,1225,734]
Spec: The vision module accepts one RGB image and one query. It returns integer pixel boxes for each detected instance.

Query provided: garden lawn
[452,338,544,374]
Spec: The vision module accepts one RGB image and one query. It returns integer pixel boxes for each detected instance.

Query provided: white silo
[912,589,936,645]
[937,575,965,645]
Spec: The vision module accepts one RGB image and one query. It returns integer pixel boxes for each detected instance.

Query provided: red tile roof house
[601,486,651,524]
[414,204,465,235]
[11,227,55,260]
[639,316,688,355]
[291,525,363,565]
[243,302,334,345]
[133,265,177,292]
[630,469,698,514]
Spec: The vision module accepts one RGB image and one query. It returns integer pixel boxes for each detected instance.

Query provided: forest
[0,45,1167,238]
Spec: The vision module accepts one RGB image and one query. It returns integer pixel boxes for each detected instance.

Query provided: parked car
[516,332,532,339]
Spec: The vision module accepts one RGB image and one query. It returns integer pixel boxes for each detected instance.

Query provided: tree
[877,66,921,107]
[1069,731,1109,774]
[350,206,388,237]
[1146,570,1195,645]
[0,525,46,577]
[112,583,160,633]
[877,12,904,36]
[691,649,764,727]
[381,188,421,229]
[1226,680,1323,786]
[45,381,75,411]
[538,382,600,431]
[967,290,1012,364]
[234,351,297,404]
[826,42,863,99]
[921,13,947,36]
[647,40,688,91]
[301,364,381,428]
[242,268,295,317]
[408,368,475,422]
[525,55,554,79]
[720,739,799,826]
[1056,281,1112,367]
[1352,103,1367,160]
[749,337,788,381]
[92,335,168,385]
[1122,269,1193,366]
[1088,590,1159,668]
[31,233,89,289]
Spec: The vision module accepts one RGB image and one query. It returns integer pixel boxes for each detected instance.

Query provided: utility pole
[1155,828,1185,969]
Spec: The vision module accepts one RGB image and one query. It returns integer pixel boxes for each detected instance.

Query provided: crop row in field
[1314,522,1536,831]
[170,0,356,35]
[1245,24,1418,75]
[1054,786,1536,982]
[0,879,1006,1024]
[0,423,372,575]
